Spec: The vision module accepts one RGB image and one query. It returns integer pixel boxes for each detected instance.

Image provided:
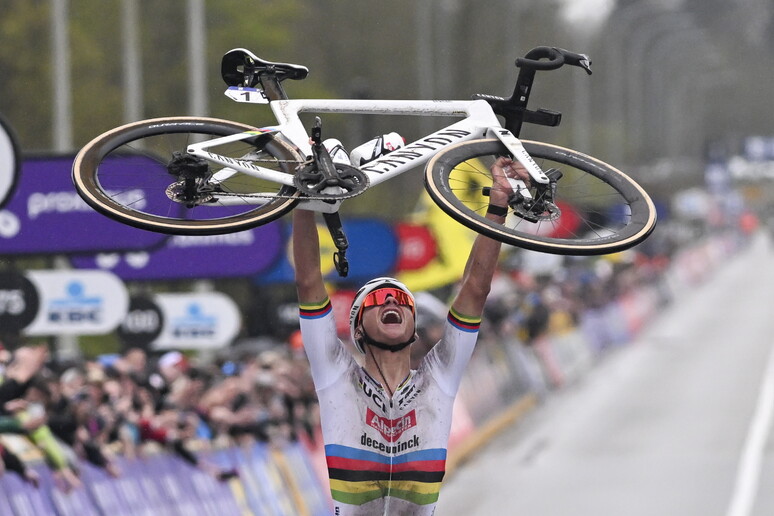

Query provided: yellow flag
[398,159,490,291]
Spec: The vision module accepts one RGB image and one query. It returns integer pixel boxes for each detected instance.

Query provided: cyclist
[293,156,527,515]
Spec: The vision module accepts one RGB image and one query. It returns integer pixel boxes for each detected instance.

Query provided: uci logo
[360,380,387,413]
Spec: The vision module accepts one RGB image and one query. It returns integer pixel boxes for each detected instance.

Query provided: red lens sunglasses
[359,288,416,322]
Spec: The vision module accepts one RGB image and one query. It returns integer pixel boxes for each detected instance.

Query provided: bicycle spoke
[73,117,303,234]
[426,139,655,255]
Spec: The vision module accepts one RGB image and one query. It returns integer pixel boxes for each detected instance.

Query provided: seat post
[259,71,289,101]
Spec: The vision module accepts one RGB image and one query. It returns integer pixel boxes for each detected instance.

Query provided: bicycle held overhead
[72,46,657,276]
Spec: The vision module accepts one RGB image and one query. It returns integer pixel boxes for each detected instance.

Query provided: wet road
[438,235,774,516]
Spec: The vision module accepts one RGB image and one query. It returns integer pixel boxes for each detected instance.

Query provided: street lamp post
[187,0,207,117]
[51,0,72,151]
[416,0,435,136]
[641,28,718,158]
[121,0,143,123]
[603,0,666,164]
[625,12,698,160]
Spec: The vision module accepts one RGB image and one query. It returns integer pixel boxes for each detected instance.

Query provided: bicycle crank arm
[322,211,350,277]
[310,119,340,184]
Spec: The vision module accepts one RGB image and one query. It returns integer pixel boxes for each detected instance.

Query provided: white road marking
[726,340,774,516]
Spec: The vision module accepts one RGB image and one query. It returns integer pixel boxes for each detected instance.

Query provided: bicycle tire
[72,116,303,235]
[424,138,656,255]
[0,112,20,209]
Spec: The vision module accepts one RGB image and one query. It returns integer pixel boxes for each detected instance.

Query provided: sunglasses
[361,287,415,312]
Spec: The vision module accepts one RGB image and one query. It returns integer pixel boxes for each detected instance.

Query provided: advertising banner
[393,222,438,271]
[0,464,55,515]
[23,270,129,336]
[258,218,399,284]
[0,271,39,332]
[151,292,241,350]
[116,295,164,347]
[70,222,284,280]
[0,441,331,516]
[397,193,476,292]
[43,466,101,516]
[0,156,168,255]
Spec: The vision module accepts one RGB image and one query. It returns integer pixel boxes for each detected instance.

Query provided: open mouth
[380,308,403,324]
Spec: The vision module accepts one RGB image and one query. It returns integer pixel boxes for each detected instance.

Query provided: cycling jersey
[299,297,480,516]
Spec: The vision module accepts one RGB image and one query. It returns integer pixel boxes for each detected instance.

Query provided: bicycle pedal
[333,252,349,277]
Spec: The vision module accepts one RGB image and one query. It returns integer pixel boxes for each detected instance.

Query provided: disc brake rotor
[512,200,561,223]
[165,180,214,207]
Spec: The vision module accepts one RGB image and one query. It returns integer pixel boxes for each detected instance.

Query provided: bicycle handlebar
[472,46,593,136]
[516,46,592,75]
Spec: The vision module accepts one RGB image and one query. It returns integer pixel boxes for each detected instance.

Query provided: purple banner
[0,464,55,515]
[1,155,169,255]
[70,222,284,280]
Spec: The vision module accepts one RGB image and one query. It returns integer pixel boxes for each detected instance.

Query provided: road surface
[438,234,774,516]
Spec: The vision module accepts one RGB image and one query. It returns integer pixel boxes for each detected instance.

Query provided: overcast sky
[558,0,617,30]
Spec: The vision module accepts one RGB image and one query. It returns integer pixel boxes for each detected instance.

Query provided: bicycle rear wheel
[72,116,303,235]
[425,139,656,255]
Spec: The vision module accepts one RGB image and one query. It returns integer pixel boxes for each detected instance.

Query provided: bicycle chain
[213,158,367,201]
[212,189,363,201]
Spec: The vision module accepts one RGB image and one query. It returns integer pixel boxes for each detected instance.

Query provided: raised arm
[292,209,329,304]
[451,157,527,318]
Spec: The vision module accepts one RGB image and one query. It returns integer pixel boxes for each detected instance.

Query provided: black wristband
[486,204,508,217]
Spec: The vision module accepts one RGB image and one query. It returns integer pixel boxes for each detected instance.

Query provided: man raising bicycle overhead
[292,156,527,515]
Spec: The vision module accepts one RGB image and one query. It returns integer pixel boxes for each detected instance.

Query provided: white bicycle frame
[185,91,550,213]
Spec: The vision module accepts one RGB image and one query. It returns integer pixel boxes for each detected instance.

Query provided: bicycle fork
[485,127,562,223]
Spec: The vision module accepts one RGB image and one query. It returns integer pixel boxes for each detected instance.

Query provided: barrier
[0,442,329,516]
[0,233,748,514]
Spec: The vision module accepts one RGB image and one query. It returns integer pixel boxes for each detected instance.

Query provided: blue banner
[258,218,399,284]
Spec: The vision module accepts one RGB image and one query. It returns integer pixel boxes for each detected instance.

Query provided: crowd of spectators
[0,214,742,492]
[0,339,318,491]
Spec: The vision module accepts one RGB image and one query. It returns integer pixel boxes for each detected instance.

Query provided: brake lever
[576,55,592,75]
[559,49,592,75]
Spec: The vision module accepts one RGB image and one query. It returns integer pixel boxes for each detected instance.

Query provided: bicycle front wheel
[425,139,656,255]
[73,116,303,235]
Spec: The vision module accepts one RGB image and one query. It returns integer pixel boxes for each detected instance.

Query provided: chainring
[293,163,370,200]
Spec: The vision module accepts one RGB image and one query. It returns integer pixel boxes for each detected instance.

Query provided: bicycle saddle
[221,48,309,87]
